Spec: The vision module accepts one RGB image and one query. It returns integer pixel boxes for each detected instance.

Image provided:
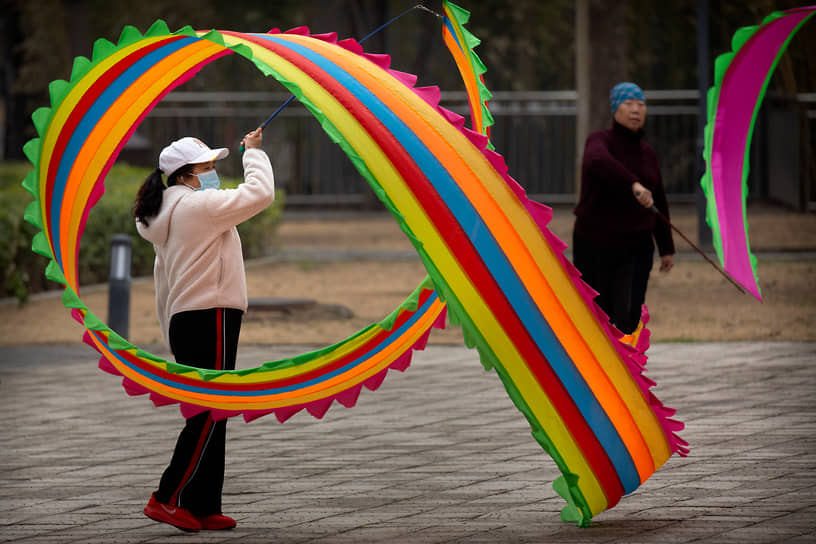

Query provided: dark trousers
[572,232,653,335]
[154,307,243,516]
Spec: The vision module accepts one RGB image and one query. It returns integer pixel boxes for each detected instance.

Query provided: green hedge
[0,161,285,303]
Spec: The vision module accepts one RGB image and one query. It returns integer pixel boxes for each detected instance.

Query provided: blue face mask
[195,169,220,191]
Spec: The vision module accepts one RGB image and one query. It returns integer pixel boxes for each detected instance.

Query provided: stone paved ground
[1,341,814,543]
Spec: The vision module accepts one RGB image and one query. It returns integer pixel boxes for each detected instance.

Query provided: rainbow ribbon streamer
[441,0,494,140]
[700,6,815,300]
[22,22,686,526]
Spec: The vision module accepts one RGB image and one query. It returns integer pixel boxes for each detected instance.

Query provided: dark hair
[167,164,194,187]
[132,164,194,226]
[132,169,165,226]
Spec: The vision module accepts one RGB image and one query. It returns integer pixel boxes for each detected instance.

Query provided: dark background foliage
[2,0,813,158]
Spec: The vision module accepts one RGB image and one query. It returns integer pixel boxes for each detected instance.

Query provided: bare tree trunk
[410,14,438,79]
[66,0,90,61]
[344,0,388,209]
[588,0,629,131]
[576,0,629,199]
[345,0,387,52]
[575,0,590,201]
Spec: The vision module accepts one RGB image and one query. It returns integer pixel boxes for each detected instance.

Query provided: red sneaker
[197,513,237,530]
[143,494,201,532]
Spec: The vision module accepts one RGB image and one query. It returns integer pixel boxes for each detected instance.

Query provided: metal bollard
[108,234,132,339]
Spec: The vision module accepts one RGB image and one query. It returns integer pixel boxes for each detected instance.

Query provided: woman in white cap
[133,128,274,532]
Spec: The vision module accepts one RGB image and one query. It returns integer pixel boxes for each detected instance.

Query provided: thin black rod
[247,3,430,141]
[259,95,296,130]
[651,205,747,295]
[358,4,429,44]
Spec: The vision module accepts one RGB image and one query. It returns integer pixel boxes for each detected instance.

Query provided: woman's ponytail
[132,168,165,226]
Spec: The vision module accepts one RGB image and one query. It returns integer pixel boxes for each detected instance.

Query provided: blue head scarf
[610,82,645,114]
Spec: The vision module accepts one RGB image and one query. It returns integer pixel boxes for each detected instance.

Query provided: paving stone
[1,342,815,543]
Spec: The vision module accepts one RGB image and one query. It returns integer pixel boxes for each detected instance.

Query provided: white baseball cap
[159,137,229,176]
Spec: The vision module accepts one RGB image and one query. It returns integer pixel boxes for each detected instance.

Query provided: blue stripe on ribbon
[95,292,438,397]
[443,17,466,53]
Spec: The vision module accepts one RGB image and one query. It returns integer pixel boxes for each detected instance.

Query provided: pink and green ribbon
[700,6,815,300]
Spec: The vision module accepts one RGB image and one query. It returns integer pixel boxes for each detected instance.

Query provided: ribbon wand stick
[650,205,747,295]
[239,4,437,152]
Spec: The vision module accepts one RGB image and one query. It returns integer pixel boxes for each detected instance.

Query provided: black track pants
[154,307,243,516]
[572,232,654,335]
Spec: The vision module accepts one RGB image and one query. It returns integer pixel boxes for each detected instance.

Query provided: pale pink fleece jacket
[136,148,275,346]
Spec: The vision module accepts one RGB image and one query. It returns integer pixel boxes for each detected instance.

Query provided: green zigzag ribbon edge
[20,20,198,277]
[8,23,285,371]
[443,0,495,149]
[20,19,209,237]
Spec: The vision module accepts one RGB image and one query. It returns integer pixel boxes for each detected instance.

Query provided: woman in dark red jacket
[573,82,675,335]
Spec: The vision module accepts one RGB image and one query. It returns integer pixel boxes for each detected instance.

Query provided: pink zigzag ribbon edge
[331,29,690,458]
[353,35,689,457]
[92,301,447,423]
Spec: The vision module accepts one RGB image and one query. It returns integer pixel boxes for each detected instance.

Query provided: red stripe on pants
[169,308,223,505]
